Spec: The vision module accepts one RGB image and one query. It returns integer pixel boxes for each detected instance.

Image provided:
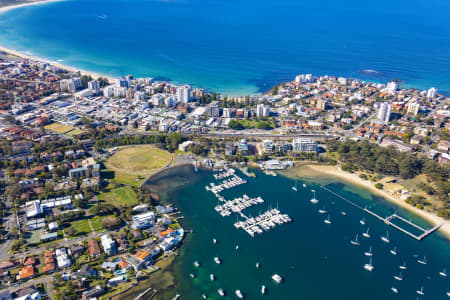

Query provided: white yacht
[439,268,447,277]
[235,245,240,250]
[235,290,244,299]
[399,261,407,270]
[261,285,266,295]
[292,181,298,192]
[362,228,371,238]
[364,246,373,257]
[324,215,331,224]
[381,231,390,243]
[360,218,365,225]
[310,190,319,204]
[217,288,225,297]
[302,183,307,188]
[390,246,397,255]
[194,261,200,268]
[210,274,215,281]
[202,294,207,299]
[341,211,347,215]
[350,234,360,246]
[190,273,195,278]
[416,286,424,295]
[214,257,221,264]
[446,292,450,297]
[256,262,260,268]
[391,287,399,294]
[318,206,327,214]
[363,257,374,272]
[417,256,427,265]
[394,272,403,281]
[272,274,282,284]
[213,238,217,244]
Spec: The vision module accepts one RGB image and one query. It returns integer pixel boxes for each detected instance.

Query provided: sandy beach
[0,0,116,81]
[282,163,450,240]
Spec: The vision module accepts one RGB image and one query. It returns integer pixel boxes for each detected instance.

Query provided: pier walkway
[321,184,442,241]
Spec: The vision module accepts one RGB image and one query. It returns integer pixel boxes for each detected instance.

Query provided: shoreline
[0,0,65,14]
[281,163,450,240]
[0,0,116,82]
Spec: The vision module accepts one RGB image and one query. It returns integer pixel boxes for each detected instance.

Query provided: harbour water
[146,166,450,300]
[1,0,450,95]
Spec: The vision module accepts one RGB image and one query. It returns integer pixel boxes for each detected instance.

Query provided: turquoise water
[1,0,450,95]
[150,166,450,300]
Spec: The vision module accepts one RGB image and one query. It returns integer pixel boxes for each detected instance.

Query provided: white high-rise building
[407,102,420,115]
[386,81,398,94]
[377,102,392,123]
[165,96,177,107]
[256,103,270,118]
[295,74,313,84]
[426,87,437,98]
[176,85,191,104]
[152,94,164,106]
[115,77,130,88]
[88,80,100,93]
[222,108,231,118]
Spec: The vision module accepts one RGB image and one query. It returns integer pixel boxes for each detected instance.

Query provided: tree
[375,183,383,189]
[65,227,78,236]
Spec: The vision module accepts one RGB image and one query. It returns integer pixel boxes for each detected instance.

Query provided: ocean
[146,166,450,300]
[1,0,450,95]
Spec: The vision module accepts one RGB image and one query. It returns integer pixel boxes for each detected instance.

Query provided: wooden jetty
[321,184,442,241]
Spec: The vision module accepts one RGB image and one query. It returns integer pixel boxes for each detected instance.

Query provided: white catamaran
[364,257,374,272]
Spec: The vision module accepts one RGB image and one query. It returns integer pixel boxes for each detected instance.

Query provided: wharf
[321,184,442,240]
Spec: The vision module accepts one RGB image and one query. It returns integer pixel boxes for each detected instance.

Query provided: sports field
[104,145,172,186]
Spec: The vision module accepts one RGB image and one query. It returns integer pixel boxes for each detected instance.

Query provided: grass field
[104,145,172,186]
[70,219,92,234]
[98,186,138,207]
[91,216,105,231]
[44,122,75,134]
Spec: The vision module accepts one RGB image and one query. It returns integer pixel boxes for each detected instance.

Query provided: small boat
[364,246,373,257]
[210,274,215,281]
[272,274,282,284]
[256,262,260,268]
[390,246,397,255]
[416,286,424,295]
[341,211,346,215]
[360,218,365,225]
[318,206,327,214]
[292,181,298,192]
[213,238,217,244]
[399,261,407,270]
[172,294,181,300]
[324,215,331,224]
[381,231,390,243]
[350,234,360,246]
[417,256,427,265]
[194,261,200,268]
[214,257,221,264]
[217,288,225,297]
[235,290,244,299]
[261,285,266,295]
[447,292,450,297]
[235,245,240,250]
[363,257,374,272]
[302,183,307,188]
[391,287,399,294]
[362,228,371,238]
[202,294,207,299]
[310,190,319,204]
[190,273,195,278]
[394,272,403,281]
[439,267,447,277]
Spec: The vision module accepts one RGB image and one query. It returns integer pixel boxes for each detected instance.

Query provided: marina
[205,175,247,194]
[213,168,236,180]
[214,194,264,217]
[234,208,292,237]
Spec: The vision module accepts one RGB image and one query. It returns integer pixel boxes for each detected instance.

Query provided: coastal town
[0,44,449,300]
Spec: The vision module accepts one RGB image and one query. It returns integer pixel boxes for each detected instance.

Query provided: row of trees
[94,133,185,152]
